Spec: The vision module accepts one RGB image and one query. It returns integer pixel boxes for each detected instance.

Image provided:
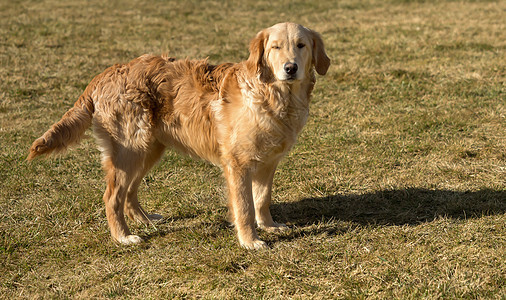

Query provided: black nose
[284,63,298,75]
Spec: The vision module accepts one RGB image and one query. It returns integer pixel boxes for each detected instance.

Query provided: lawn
[0,0,505,298]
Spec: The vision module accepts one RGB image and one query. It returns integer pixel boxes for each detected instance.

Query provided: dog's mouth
[281,75,299,83]
[274,68,303,83]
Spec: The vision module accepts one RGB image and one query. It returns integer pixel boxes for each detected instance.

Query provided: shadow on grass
[272,188,506,227]
[259,188,506,245]
[143,188,505,244]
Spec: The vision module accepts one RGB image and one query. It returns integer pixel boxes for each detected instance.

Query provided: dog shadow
[268,188,506,240]
[143,188,505,244]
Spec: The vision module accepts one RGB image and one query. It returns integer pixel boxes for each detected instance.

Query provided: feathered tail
[27,82,96,161]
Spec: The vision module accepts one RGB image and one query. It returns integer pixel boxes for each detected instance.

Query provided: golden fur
[27,22,330,249]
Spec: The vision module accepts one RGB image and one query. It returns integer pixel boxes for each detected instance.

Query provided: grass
[0,0,505,298]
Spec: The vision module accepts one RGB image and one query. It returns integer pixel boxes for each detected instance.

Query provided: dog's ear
[310,30,330,75]
[246,30,267,75]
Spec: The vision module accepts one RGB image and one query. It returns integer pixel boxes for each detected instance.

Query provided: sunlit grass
[1,0,504,298]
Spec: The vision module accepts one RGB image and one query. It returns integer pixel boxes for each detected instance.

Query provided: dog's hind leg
[124,140,166,225]
[101,140,166,244]
[102,148,143,245]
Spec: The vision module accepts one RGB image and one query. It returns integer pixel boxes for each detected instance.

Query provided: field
[0,0,505,298]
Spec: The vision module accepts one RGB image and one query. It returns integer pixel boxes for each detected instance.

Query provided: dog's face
[247,22,330,82]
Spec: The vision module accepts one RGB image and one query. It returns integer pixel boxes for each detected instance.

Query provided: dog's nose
[284,62,298,75]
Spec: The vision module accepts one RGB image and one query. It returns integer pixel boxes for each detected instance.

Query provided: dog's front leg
[224,162,268,249]
[252,162,288,232]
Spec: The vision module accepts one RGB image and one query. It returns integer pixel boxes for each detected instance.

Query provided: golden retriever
[27,22,330,249]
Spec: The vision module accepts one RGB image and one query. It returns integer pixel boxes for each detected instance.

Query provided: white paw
[258,222,289,232]
[118,235,143,245]
[240,239,269,250]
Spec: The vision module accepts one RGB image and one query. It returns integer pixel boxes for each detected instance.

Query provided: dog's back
[28,23,330,249]
[90,55,235,164]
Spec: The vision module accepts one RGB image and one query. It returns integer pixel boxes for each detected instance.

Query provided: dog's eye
[272,45,280,50]
[297,43,305,49]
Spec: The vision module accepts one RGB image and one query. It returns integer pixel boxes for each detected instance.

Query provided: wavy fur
[28,23,329,249]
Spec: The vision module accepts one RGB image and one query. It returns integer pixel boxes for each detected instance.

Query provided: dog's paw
[258,222,289,232]
[118,235,143,245]
[240,239,269,250]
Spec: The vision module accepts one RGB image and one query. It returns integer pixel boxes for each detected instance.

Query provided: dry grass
[1,0,505,298]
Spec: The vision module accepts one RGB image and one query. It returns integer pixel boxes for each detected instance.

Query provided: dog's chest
[241,85,309,159]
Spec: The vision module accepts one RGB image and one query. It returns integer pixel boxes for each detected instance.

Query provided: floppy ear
[310,30,330,75]
[246,30,267,75]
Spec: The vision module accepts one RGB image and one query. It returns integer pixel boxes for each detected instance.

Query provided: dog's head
[246,22,330,82]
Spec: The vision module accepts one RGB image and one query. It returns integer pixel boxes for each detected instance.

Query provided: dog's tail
[27,79,97,161]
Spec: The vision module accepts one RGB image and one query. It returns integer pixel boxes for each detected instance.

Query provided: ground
[0,0,504,298]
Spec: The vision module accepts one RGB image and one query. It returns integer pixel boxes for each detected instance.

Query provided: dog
[27,22,330,249]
